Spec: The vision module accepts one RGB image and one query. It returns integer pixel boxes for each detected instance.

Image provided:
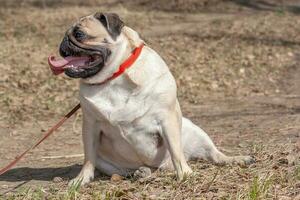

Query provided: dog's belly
[96,121,168,170]
[79,63,175,170]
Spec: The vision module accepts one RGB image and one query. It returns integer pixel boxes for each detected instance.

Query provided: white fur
[69,25,253,186]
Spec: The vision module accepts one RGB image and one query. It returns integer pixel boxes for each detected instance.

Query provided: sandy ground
[0,0,299,199]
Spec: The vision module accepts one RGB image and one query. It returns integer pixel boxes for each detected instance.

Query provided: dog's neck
[82,26,143,85]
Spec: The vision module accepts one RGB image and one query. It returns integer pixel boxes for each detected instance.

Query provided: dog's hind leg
[95,157,152,179]
[95,156,133,176]
[133,166,152,179]
[160,111,193,181]
[182,117,254,166]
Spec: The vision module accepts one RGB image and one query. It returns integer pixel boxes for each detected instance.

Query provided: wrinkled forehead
[76,15,109,39]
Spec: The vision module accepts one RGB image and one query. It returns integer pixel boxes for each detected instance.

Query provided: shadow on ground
[0,165,81,182]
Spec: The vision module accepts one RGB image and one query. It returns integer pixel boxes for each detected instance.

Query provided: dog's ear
[95,12,124,40]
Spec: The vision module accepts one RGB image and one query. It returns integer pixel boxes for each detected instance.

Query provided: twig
[0,181,29,196]
[41,154,83,160]
[204,169,219,192]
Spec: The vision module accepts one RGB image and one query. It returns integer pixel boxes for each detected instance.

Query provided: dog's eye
[74,29,86,41]
[103,38,108,43]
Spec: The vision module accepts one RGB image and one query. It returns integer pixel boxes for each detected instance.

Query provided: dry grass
[3,144,299,199]
[1,5,299,124]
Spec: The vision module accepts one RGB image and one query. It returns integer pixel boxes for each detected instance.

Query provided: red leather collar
[97,43,144,85]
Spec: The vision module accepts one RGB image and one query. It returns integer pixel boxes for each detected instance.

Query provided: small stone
[110,174,123,182]
[1,185,8,189]
[247,54,255,60]
[239,68,245,74]
[275,184,281,189]
[53,176,63,183]
[211,82,218,89]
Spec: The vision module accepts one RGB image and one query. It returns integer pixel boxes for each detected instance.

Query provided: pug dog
[48,12,254,186]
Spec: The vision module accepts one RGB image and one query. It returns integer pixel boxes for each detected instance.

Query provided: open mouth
[48,28,109,78]
[48,54,102,76]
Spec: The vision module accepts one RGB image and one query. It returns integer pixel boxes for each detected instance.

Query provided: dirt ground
[0,0,299,199]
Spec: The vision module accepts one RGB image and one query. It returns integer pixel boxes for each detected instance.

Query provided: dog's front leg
[69,112,100,186]
[161,112,192,181]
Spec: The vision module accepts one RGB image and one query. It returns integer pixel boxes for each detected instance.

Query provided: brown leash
[0,103,81,176]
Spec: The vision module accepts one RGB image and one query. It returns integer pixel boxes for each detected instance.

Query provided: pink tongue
[48,56,90,75]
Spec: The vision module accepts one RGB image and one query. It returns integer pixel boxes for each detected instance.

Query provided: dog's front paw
[68,174,94,187]
[69,161,95,187]
[69,167,95,187]
[177,165,193,181]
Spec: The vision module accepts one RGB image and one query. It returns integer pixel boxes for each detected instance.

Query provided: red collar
[97,43,144,85]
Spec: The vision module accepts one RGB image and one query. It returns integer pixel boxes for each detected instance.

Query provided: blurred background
[0,0,299,121]
[0,1,299,199]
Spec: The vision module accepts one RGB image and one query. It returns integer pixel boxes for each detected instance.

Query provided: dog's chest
[79,80,166,165]
[79,79,152,126]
